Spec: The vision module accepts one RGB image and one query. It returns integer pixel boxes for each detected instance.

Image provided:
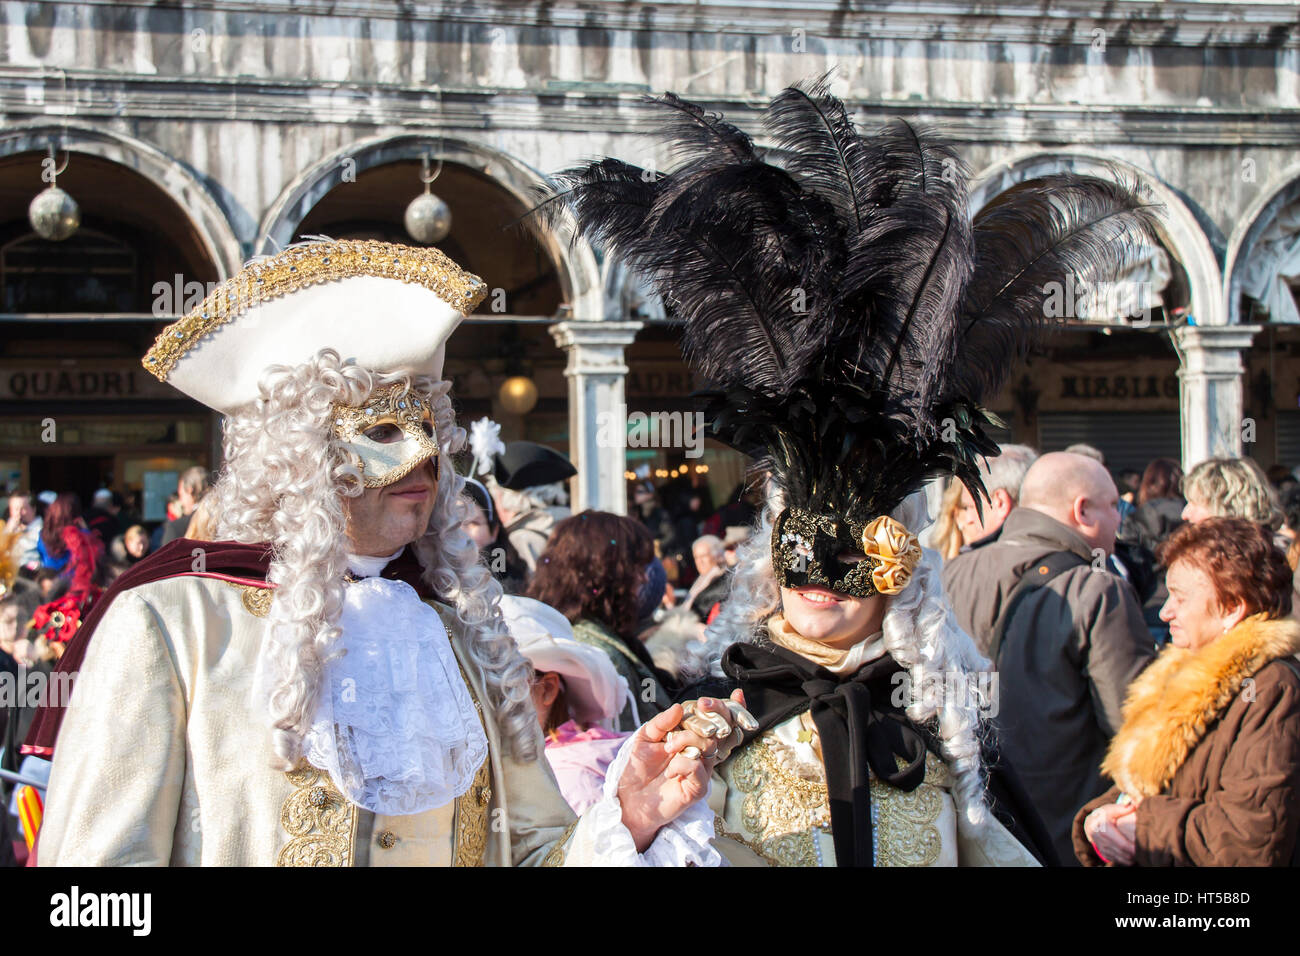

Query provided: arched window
[1,229,139,313]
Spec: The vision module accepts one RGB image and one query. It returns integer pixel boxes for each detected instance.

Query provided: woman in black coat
[1119,458,1185,643]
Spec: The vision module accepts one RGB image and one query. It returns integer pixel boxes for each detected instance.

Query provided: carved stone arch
[258,133,603,322]
[970,149,1224,327]
[1223,163,1300,326]
[0,120,242,279]
[602,259,667,323]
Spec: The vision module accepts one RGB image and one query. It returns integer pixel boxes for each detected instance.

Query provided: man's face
[343,458,439,557]
[0,603,19,652]
[1077,478,1122,556]
[955,485,1013,545]
[693,544,717,574]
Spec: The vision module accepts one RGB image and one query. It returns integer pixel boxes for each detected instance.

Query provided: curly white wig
[210,348,537,770]
[681,490,995,828]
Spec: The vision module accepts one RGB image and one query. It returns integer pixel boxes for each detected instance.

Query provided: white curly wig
[681,488,995,828]
[209,348,537,771]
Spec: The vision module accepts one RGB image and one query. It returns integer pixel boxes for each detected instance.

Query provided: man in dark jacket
[942,451,1156,865]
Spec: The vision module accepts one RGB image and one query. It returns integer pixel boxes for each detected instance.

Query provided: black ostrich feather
[535,83,1160,523]
[946,173,1161,404]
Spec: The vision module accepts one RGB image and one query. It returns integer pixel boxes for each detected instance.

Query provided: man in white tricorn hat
[29,239,747,866]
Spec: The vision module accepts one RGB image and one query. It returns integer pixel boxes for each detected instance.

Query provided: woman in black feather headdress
[540,76,1158,867]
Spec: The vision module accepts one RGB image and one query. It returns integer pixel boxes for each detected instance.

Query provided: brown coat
[1073,615,1300,866]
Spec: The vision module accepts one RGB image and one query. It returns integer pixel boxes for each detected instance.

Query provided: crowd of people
[0,469,216,862]
[934,442,1300,865]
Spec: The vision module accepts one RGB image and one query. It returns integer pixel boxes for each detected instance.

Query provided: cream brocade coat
[38,575,601,866]
[707,715,1041,867]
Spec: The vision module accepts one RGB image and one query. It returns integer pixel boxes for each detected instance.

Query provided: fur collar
[1102,615,1300,798]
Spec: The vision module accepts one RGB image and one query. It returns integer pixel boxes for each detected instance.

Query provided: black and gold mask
[771,506,923,599]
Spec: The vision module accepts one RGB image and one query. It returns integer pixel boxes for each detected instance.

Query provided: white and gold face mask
[333,384,439,488]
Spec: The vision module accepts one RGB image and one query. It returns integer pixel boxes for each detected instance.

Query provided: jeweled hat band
[772,507,921,598]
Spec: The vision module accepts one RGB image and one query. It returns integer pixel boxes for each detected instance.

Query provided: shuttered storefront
[1275,412,1300,469]
[1036,411,1181,473]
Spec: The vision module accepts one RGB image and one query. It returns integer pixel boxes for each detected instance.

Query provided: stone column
[1172,325,1260,468]
[548,320,643,515]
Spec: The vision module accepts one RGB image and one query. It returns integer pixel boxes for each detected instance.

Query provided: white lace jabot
[302,574,488,815]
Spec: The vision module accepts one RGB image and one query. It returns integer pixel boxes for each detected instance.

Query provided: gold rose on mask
[332,384,439,488]
[862,515,921,595]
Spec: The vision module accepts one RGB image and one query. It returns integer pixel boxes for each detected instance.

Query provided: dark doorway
[29,455,114,505]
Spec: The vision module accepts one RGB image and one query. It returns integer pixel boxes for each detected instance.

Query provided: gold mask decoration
[861,515,922,595]
[333,385,438,488]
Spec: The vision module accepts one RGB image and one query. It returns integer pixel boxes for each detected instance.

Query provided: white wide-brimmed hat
[142,239,488,413]
[498,595,633,728]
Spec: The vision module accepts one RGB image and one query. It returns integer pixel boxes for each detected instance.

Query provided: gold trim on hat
[142,239,489,382]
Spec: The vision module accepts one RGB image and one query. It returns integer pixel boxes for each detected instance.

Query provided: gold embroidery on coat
[720,737,830,867]
[542,819,581,867]
[873,777,944,867]
[277,764,355,867]
[451,632,493,867]
[718,733,949,867]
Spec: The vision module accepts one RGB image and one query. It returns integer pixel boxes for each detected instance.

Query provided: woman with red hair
[527,510,675,731]
[1075,517,1300,865]
[26,493,103,653]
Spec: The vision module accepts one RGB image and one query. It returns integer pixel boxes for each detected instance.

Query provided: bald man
[942,452,1154,865]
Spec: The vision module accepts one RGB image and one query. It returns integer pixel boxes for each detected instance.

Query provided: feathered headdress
[538,76,1158,597]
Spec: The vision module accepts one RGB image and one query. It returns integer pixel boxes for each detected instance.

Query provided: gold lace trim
[875,776,944,867]
[277,764,356,867]
[722,736,830,867]
[542,819,581,867]
[143,239,488,381]
[719,733,948,867]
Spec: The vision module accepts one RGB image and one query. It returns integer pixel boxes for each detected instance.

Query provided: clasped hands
[1083,800,1137,865]
[617,690,759,852]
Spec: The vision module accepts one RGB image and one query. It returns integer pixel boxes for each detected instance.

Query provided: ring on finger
[681,745,703,760]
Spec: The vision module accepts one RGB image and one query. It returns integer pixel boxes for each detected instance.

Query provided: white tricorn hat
[142,239,488,413]
[498,595,634,729]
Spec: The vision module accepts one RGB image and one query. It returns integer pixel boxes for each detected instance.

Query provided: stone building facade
[0,0,1298,515]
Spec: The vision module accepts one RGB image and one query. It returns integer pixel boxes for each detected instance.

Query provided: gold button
[378,830,396,849]
[476,786,492,807]
[308,787,328,808]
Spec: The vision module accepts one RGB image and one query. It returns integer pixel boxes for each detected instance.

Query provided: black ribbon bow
[722,641,932,867]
